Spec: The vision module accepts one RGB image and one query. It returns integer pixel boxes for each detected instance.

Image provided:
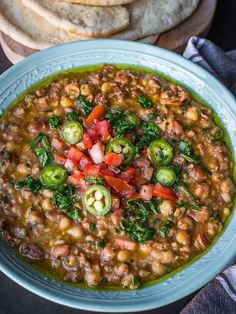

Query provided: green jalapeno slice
[61,121,83,144]
[153,167,176,187]
[106,137,135,166]
[83,185,112,217]
[148,139,173,167]
[40,164,68,187]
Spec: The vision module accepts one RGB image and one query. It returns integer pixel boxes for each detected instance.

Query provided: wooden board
[0,0,217,64]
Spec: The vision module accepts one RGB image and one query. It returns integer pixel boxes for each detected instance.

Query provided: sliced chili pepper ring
[106,137,135,166]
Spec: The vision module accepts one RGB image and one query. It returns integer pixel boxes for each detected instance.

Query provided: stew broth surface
[0,65,234,289]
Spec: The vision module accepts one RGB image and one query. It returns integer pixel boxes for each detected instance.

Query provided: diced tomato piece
[153,183,178,200]
[104,176,135,196]
[68,171,84,186]
[104,152,122,167]
[86,105,105,128]
[96,120,111,138]
[119,167,135,183]
[67,147,83,163]
[54,154,66,165]
[79,155,93,171]
[87,124,98,141]
[89,142,105,164]
[76,132,93,151]
[64,158,78,172]
[100,166,114,177]
[114,238,138,251]
[139,184,154,200]
[51,138,64,150]
[84,164,101,177]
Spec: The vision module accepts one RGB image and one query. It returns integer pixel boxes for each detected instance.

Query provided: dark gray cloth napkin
[180,36,236,314]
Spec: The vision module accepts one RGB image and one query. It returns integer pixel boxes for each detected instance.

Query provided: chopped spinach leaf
[76,95,94,115]
[148,113,158,120]
[137,95,154,109]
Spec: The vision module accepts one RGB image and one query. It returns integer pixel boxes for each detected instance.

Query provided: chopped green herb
[177,202,201,211]
[148,113,158,120]
[121,200,160,243]
[90,223,96,231]
[66,208,81,221]
[83,175,105,185]
[34,147,53,167]
[51,184,76,211]
[136,121,160,151]
[176,140,200,164]
[114,227,121,235]
[137,95,154,109]
[31,133,53,167]
[159,221,172,238]
[25,162,31,168]
[49,116,60,129]
[97,239,106,249]
[214,128,223,140]
[152,218,160,224]
[66,111,78,121]
[104,109,135,136]
[76,95,94,115]
[211,212,221,221]
[16,175,43,194]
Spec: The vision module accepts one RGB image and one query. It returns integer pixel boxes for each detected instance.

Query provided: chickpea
[64,83,80,98]
[115,263,129,276]
[80,84,92,96]
[117,250,130,262]
[60,96,73,107]
[185,107,199,122]
[16,164,29,175]
[67,225,84,240]
[52,244,70,258]
[101,82,111,93]
[6,141,17,152]
[176,230,190,245]
[85,270,100,287]
[41,198,53,211]
[59,217,71,230]
[222,207,230,222]
[160,200,174,216]
[152,262,167,276]
[159,250,174,265]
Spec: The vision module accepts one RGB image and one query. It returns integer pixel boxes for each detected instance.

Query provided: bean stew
[0,65,235,289]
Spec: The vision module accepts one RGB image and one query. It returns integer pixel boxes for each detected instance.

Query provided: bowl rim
[0,39,236,312]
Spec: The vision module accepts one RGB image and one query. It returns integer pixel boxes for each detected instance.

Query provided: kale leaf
[76,95,94,115]
[137,95,154,108]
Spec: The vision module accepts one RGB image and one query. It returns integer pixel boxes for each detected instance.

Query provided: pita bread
[0,0,86,50]
[137,34,159,44]
[112,0,200,40]
[61,0,136,5]
[22,0,129,38]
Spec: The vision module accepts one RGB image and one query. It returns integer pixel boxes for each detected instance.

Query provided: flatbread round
[0,0,87,50]
[22,0,129,38]
[137,34,159,45]
[61,0,136,5]
[112,0,200,41]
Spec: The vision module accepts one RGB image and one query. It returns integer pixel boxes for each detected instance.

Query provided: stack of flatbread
[0,0,200,51]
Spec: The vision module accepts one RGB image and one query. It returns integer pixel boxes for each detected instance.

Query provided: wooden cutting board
[0,0,217,64]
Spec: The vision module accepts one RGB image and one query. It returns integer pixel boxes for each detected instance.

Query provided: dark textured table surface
[0,1,236,313]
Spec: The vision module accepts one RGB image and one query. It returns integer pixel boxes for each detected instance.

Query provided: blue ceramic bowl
[0,40,236,312]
